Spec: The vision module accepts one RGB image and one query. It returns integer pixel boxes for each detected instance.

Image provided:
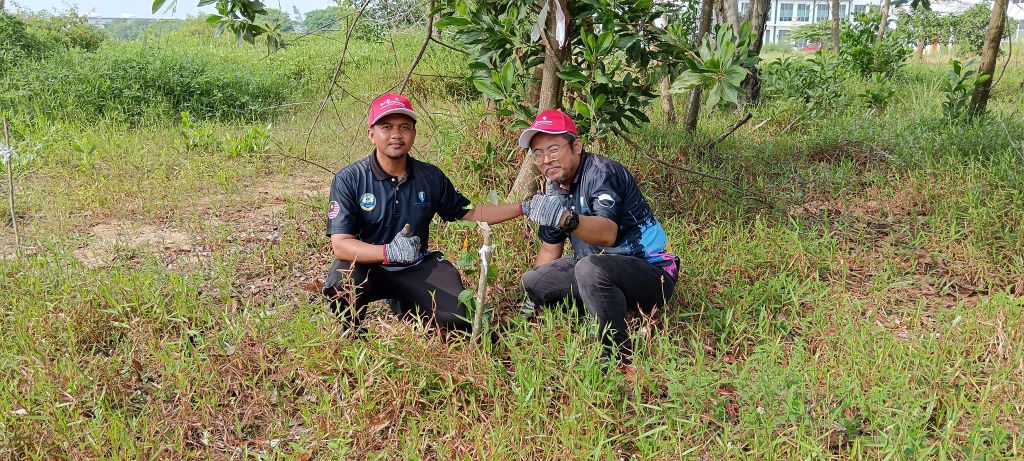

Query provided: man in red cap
[517,109,679,369]
[323,93,546,333]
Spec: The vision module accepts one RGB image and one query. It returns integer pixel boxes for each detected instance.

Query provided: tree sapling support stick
[471,222,494,343]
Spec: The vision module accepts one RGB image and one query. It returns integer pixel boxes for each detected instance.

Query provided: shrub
[1,12,106,76]
[0,14,34,74]
[21,11,106,55]
[950,4,1019,56]
[858,72,898,115]
[941,58,988,120]
[761,52,849,117]
[0,43,290,124]
[841,7,910,77]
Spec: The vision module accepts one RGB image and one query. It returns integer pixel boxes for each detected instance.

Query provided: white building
[745,0,879,44]
[751,0,1024,44]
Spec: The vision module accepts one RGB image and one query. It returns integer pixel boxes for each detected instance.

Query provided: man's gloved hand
[522,181,567,228]
[383,224,420,265]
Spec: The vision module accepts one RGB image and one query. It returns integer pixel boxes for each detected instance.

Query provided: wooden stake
[471,222,494,344]
[3,118,19,256]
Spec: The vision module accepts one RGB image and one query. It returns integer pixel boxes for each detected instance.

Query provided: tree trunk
[741,0,771,104]
[831,0,841,52]
[660,75,676,123]
[877,0,890,40]
[684,0,716,133]
[537,0,564,111]
[721,0,742,31]
[915,40,925,59]
[511,0,566,199]
[508,150,541,201]
[968,0,1008,118]
[527,65,543,108]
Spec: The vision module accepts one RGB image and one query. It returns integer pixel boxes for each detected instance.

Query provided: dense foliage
[0,12,105,74]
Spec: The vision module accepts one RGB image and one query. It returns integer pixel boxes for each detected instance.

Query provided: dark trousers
[522,255,676,364]
[322,253,470,331]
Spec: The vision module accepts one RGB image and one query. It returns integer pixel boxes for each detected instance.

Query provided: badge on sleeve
[359,193,377,211]
[596,193,616,208]
[327,201,340,219]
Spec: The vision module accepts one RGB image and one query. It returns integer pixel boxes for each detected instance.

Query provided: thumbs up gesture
[521,181,567,228]
[383,224,421,265]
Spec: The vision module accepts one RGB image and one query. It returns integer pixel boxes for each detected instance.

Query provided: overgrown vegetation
[1,6,1023,460]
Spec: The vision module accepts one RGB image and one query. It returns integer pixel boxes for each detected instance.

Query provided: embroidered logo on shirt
[359,193,377,211]
[418,191,426,202]
[327,201,340,219]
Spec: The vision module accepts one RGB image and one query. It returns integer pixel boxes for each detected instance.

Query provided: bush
[21,11,106,54]
[1,12,106,76]
[841,7,910,77]
[0,14,34,74]
[761,52,849,117]
[951,4,1019,56]
[0,43,290,124]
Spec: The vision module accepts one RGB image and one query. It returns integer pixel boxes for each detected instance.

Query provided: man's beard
[380,148,408,160]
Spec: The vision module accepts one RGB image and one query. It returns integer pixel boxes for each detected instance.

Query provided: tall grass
[1,23,1023,460]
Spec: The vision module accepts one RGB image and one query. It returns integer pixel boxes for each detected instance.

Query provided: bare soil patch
[73,220,202,268]
[808,140,892,168]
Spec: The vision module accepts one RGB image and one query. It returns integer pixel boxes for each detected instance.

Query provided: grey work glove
[383,224,421,265]
[522,181,567,228]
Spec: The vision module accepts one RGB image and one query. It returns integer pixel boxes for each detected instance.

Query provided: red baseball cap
[368,93,417,128]
[518,109,579,148]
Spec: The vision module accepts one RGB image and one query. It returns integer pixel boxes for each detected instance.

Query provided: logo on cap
[379,98,406,109]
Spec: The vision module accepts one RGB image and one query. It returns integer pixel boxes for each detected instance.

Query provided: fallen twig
[705,112,753,150]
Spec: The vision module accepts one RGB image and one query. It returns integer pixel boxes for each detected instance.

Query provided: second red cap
[518,110,578,148]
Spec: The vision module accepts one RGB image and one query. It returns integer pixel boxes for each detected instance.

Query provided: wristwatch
[560,210,580,233]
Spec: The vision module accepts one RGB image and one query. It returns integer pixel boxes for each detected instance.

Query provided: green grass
[1,26,1023,460]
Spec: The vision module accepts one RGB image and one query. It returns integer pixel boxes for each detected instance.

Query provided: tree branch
[303,0,372,159]
[429,36,469,55]
[399,0,436,95]
[705,112,753,150]
[611,126,773,209]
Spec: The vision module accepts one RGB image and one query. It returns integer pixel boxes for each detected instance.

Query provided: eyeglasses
[531,142,572,164]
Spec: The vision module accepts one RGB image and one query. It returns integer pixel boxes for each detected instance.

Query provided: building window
[779,3,794,21]
[740,2,749,17]
[854,4,866,15]
[816,3,829,21]
[840,4,847,18]
[797,4,811,21]
[778,29,789,42]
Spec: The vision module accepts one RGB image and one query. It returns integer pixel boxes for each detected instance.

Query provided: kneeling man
[519,110,679,367]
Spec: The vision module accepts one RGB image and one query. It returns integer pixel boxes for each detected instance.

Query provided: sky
[13,0,336,19]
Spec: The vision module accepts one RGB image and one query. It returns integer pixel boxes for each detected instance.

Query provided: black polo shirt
[538,151,674,266]
[327,151,471,268]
